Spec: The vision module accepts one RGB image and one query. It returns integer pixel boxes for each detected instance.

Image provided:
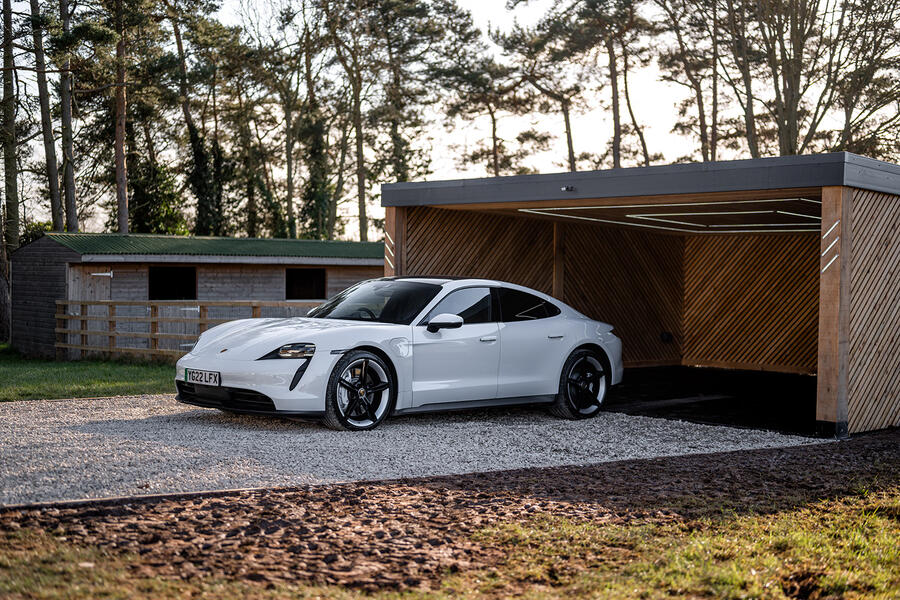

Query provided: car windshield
[307,279,442,324]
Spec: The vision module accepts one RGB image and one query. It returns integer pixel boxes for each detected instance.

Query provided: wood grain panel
[562,223,684,365]
[404,207,554,293]
[847,188,900,433]
[683,234,819,374]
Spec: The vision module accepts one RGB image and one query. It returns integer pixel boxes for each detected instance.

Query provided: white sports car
[175,277,623,430]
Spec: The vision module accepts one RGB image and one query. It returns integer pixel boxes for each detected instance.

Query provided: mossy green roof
[46,233,384,259]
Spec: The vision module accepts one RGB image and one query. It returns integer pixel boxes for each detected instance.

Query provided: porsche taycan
[175,277,623,430]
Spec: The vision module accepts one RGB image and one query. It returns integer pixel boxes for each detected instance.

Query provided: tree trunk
[352,83,367,241]
[3,0,20,255]
[605,38,621,168]
[29,0,62,230]
[621,42,649,166]
[489,107,500,177]
[562,101,576,172]
[710,5,719,161]
[114,0,128,233]
[330,116,350,240]
[59,0,78,231]
[285,105,296,238]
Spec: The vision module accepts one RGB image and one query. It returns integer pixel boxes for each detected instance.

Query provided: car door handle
[479,336,497,342]
[548,335,564,339]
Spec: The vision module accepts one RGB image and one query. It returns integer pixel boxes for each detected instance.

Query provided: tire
[323,349,396,431]
[550,348,609,420]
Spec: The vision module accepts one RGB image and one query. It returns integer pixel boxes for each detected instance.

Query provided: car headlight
[258,343,316,360]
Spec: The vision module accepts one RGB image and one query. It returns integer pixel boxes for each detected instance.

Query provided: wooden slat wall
[847,189,900,433]
[405,207,554,293]
[562,223,683,365]
[683,234,819,374]
[10,236,81,358]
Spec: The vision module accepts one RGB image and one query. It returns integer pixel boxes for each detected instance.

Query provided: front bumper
[175,350,339,413]
[175,381,324,417]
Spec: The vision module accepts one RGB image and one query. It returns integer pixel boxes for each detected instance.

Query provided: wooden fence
[55,300,321,361]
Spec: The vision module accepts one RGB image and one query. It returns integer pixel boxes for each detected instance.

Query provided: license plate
[185,369,220,386]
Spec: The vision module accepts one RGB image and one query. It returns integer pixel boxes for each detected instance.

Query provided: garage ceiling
[515,197,822,234]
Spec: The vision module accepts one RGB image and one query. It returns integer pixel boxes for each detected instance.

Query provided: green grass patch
[0,344,174,401]
[2,487,898,599]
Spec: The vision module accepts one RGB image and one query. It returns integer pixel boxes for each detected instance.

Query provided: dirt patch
[2,430,898,591]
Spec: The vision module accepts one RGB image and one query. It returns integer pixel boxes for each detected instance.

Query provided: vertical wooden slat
[816,186,851,437]
[55,302,66,361]
[108,305,116,351]
[80,303,88,360]
[198,306,208,333]
[149,304,159,356]
[251,302,261,318]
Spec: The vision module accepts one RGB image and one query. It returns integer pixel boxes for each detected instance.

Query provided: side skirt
[393,394,556,416]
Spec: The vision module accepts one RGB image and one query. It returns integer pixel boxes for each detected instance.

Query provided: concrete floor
[604,366,818,436]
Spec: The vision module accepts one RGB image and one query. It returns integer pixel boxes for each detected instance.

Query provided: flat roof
[381,152,900,207]
[43,233,384,261]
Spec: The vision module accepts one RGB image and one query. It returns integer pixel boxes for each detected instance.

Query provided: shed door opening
[148,266,197,300]
[286,268,326,300]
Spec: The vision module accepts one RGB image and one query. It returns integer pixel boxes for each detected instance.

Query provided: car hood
[191,317,402,360]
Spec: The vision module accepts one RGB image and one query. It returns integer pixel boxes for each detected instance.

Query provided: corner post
[384,206,406,276]
[816,186,851,438]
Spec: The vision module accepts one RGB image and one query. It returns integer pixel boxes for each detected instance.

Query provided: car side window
[423,287,493,324]
[498,288,561,322]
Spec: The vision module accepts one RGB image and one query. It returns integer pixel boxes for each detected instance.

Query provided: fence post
[108,304,116,355]
[199,305,208,334]
[55,302,66,360]
[149,304,159,358]
[251,302,261,318]
[80,303,88,360]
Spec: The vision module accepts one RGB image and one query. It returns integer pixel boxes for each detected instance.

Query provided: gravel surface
[0,394,817,506]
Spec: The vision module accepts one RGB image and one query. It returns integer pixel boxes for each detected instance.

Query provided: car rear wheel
[323,350,396,431]
[550,348,608,420]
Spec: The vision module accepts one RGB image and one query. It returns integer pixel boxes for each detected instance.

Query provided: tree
[323,0,380,241]
[496,23,591,171]
[2,0,19,255]
[29,0,63,229]
[56,0,79,231]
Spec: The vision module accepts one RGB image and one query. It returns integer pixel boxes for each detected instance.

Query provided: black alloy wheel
[323,349,395,431]
[550,348,608,419]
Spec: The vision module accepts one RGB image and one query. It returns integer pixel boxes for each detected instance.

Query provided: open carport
[381,153,900,437]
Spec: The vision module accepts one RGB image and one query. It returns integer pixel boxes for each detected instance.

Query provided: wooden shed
[382,152,900,436]
[11,234,383,359]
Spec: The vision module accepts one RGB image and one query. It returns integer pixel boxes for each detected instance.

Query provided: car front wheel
[323,350,395,431]
[550,348,608,420]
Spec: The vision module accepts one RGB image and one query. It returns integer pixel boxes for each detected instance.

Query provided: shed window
[148,266,197,300]
[286,268,326,300]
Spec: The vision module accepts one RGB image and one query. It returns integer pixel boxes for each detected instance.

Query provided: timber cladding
[683,234,819,374]
[561,223,683,366]
[847,189,900,433]
[404,206,554,293]
[402,207,820,373]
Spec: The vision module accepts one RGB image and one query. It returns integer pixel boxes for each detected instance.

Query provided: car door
[496,287,565,399]
[411,286,500,406]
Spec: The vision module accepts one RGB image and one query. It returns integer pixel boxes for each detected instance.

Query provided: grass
[1,487,897,599]
[0,344,175,401]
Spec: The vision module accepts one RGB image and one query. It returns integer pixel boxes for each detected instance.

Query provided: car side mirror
[426,313,464,333]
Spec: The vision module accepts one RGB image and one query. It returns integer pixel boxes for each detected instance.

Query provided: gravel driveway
[0,395,816,506]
